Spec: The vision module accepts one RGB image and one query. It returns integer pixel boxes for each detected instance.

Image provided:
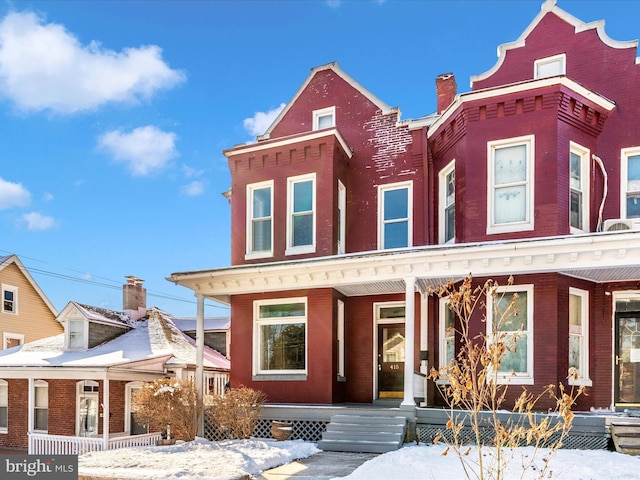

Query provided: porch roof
[168,231,640,304]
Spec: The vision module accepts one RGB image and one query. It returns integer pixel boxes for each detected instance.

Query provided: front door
[378,323,405,398]
[615,312,640,406]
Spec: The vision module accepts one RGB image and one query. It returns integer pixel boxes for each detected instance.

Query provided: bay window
[570,143,590,232]
[286,174,316,255]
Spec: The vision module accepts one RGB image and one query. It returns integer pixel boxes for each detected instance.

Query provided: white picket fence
[28,431,162,455]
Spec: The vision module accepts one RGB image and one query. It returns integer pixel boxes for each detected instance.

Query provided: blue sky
[1,0,639,318]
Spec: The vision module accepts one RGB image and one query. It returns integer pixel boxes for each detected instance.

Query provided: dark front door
[378,323,405,398]
[615,312,640,406]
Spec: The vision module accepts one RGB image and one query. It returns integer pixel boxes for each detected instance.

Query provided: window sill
[0,428,7,434]
[486,222,534,235]
[285,246,315,256]
[569,378,592,387]
[252,374,307,381]
[245,251,273,261]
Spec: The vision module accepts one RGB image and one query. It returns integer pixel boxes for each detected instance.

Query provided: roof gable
[258,62,395,141]
[0,254,58,316]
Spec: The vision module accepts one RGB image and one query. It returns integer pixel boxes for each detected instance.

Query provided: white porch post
[102,376,110,450]
[195,293,205,437]
[27,377,34,433]
[401,276,416,408]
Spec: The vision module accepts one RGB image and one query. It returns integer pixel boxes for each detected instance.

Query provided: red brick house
[169,0,640,415]
[0,278,229,453]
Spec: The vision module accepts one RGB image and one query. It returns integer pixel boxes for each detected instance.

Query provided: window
[337,180,346,255]
[76,380,99,437]
[621,148,640,220]
[439,161,456,244]
[378,181,413,249]
[534,53,566,79]
[0,380,7,433]
[438,297,456,381]
[487,136,535,234]
[486,284,534,384]
[246,181,273,259]
[254,298,307,376]
[3,333,24,349]
[313,106,335,130]
[68,319,86,350]
[569,288,591,386]
[337,300,345,380]
[286,174,316,255]
[1,284,17,314]
[570,143,590,233]
[34,380,48,432]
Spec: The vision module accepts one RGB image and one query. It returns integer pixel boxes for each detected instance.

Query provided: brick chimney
[436,73,457,114]
[123,276,147,321]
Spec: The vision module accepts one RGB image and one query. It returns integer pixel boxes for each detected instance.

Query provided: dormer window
[313,106,335,130]
[68,319,86,350]
[534,53,566,79]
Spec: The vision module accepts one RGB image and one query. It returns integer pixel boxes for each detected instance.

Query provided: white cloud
[181,180,204,197]
[182,164,204,178]
[243,103,285,137]
[0,11,185,114]
[0,177,31,209]
[98,125,178,176]
[22,211,55,230]
[43,192,54,202]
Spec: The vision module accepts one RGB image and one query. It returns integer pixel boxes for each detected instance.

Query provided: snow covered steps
[610,422,640,455]
[317,414,407,454]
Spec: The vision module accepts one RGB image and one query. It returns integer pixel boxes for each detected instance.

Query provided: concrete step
[317,439,401,454]
[610,422,640,455]
[318,414,407,454]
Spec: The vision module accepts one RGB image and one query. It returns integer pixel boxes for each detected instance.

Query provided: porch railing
[28,431,162,455]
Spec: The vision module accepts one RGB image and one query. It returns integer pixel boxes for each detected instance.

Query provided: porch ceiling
[168,231,640,304]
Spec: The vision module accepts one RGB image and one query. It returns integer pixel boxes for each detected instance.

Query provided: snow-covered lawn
[78,437,640,480]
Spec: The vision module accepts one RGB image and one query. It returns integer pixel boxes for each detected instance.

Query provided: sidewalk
[253,451,377,480]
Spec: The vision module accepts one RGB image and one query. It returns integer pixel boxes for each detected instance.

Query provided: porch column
[102,376,110,450]
[401,276,416,408]
[27,377,34,433]
[195,293,205,437]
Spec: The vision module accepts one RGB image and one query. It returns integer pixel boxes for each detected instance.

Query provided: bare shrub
[429,275,585,480]
[132,378,202,441]
[205,386,266,440]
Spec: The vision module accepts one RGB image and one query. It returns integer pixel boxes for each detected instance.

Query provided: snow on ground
[78,438,640,480]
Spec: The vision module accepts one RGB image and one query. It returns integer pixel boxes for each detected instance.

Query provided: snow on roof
[172,317,230,332]
[73,302,136,328]
[0,306,229,371]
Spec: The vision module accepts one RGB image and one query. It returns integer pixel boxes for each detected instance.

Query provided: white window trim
[1,284,18,315]
[621,147,640,220]
[0,379,7,434]
[76,380,99,437]
[439,160,456,244]
[125,381,147,435]
[487,135,535,235]
[534,53,566,79]
[337,180,346,255]
[337,299,345,380]
[437,297,455,385]
[33,380,48,433]
[286,173,316,256]
[253,297,308,376]
[569,142,590,234]
[486,284,534,384]
[377,181,413,250]
[569,288,591,386]
[66,317,88,350]
[313,106,336,131]
[2,332,24,350]
[245,180,274,260]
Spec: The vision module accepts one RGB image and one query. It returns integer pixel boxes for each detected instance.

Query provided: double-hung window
[438,297,456,380]
[313,106,335,130]
[254,298,307,376]
[337,180,346,254]
[34,380,48,432]
[246,181,273,259]
[439,161,455,244]
[1,284,17,314]
[486,284,534,384]
[569,288,591,386]
[570,143,590,233]
[378,181,413,249]
[0,380,7,433]
[487,136,535,234]
[286,174,316,255]
[621,148,640,220]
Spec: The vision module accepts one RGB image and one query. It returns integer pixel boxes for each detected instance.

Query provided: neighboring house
[169,0,640,414]
[0,277,229,453]
[0,254,62,349]
[173,317,230,358]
